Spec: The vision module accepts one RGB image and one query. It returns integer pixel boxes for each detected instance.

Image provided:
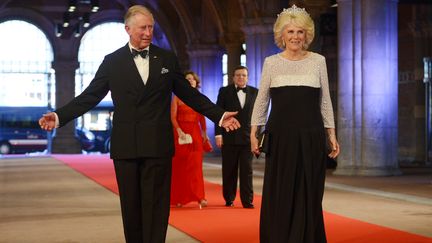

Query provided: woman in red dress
[170,71,211,208]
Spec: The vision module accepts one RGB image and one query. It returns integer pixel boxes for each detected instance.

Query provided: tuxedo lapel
[119,45,146,95]
[230,85,243,110]
[244,86,254,109]
[144,45,161,90]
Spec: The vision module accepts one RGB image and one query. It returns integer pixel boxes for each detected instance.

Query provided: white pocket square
[161,68,169,74]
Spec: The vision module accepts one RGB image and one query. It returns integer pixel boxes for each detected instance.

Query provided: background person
[215,66,258,208]
[250,5,340,243]
[39,5,240,243]
[170,71,210,209]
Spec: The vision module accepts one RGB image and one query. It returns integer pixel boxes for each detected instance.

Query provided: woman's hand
[201,130,208,142]
[177,128,186,139]
[250,125,260,157]
[251,135,260,157]
[326,129,340,158]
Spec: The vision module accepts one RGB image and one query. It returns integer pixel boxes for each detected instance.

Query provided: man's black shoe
[225,201,234,207]
[243,203,254,209]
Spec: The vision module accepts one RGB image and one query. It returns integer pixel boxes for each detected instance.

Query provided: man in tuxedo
[39,5,240,243]
[215,66,258,208]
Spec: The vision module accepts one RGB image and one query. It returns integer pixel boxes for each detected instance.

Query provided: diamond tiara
[277,4,310,17]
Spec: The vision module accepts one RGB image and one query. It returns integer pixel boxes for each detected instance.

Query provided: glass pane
[241,54,246,67]
[0,20,54,107]
[77,22,128,102]
[222,54,228,86]
[241,43,246,66]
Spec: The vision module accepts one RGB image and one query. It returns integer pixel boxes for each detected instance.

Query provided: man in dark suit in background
[39,5,240,243]
[215,66,258,209]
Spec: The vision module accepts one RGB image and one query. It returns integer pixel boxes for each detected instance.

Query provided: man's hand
[38,112,56,131]
[221,111,240,132]
[215,136,223,148]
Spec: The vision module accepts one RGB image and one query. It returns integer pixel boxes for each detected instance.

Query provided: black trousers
[114,157,171,243]
[221,144,254,206]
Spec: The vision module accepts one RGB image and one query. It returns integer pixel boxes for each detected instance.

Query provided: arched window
[76,22,128,101]
[76,22,128,133]
[76,21,171,96]
[0,20,54,107]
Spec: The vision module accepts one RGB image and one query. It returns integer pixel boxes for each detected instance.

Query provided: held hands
[221,111,241,132]
[38,112,57,131]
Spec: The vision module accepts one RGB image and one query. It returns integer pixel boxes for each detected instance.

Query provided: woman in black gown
[250,5,340,243]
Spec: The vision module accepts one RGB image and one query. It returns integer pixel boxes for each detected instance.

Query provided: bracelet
[328,134,336,138]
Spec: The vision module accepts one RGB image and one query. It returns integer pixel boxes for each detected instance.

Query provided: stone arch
[0,7,55,51]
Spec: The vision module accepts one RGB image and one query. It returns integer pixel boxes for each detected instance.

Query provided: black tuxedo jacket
[56,43,224,159]
[215,84,258,145]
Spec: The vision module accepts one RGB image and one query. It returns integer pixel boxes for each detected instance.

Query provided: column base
[51,134,82,154]
[333,166,402,176]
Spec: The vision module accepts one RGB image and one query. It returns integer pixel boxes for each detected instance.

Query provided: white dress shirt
[129,43,150,85]
[236,85,246,108]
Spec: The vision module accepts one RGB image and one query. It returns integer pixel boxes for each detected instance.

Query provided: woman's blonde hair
[273,7,315,50]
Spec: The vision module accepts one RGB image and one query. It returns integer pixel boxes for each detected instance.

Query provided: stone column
[224,32,244,83]
[187,44,224,103]
[225,42,242,84]
[409,6,432,165]
[241,18,279,88]
[187,44,224,145]
[335,0,400,176]
[51,60,82,154]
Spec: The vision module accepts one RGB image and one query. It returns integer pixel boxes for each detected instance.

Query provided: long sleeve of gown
[318,56,335,128]
[251,57,271,126]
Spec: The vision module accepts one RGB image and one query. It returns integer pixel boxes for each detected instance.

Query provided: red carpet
[53,154,432,243]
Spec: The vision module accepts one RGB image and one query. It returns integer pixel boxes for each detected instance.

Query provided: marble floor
[0,155,431,242]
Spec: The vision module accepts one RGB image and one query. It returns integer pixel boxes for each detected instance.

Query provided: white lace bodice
[251,52,335,128]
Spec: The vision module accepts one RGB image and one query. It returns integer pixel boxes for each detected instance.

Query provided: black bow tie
[236,87,247,93]
[131,49,148,58]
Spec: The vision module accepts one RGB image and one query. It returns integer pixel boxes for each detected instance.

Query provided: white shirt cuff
[54,112,60,128]
[218,112,227,127]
